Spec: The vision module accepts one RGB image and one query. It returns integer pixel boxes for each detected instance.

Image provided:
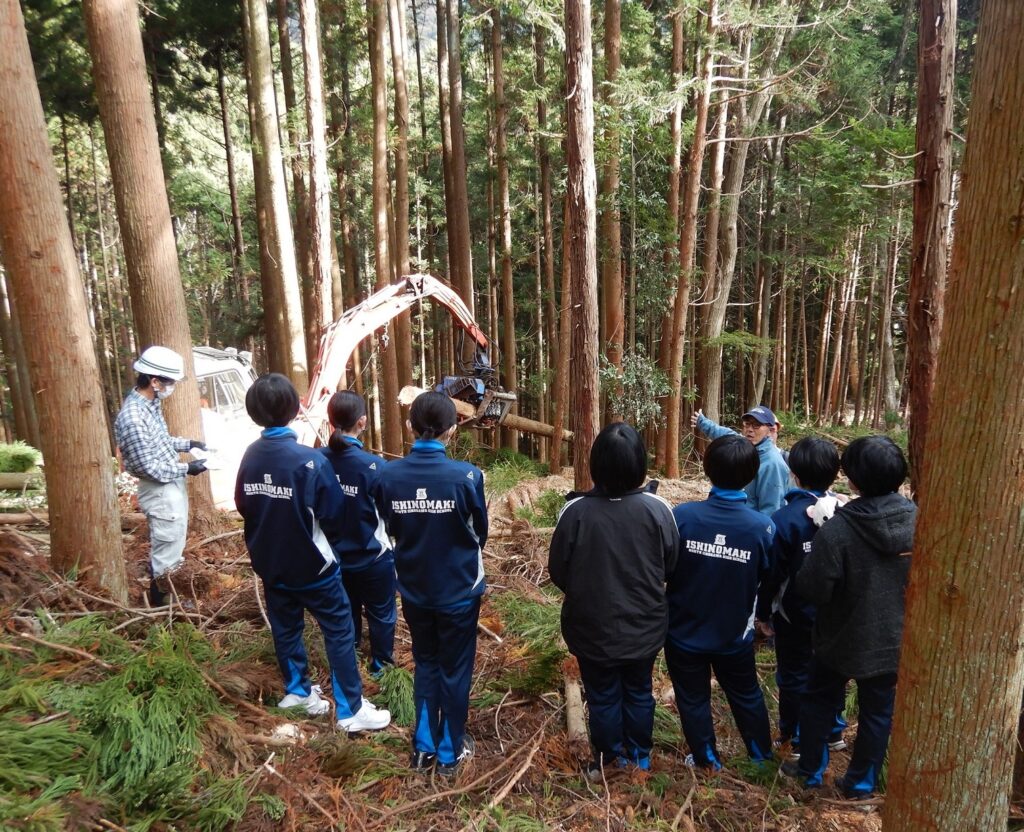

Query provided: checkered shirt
[114,389,190,483]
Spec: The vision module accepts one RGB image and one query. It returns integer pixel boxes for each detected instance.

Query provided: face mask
[156,383,176,400]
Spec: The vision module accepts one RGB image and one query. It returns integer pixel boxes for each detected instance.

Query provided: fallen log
[0,512,146,529]
[0,472,42,490]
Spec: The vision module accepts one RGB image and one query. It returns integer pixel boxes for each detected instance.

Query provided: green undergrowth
[484,449,548,496]
[0,616,282,831]
[0,441,42,474]
[376,664,415,726]
[490,590,567,697]
[514,489,566,528]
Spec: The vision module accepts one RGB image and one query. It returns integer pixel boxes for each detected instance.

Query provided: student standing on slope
[548,423,679,780]
[320,391,396,675]
[666,435,775,770]
[378,392,488,777]
[235,374,391,732]
[691,405,790,515]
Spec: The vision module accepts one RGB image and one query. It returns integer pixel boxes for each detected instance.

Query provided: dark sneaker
[585,756,628,782]
[780,758,802,779]
[409,751,436,771]
[148,579,168,607]
[437,735,475,778]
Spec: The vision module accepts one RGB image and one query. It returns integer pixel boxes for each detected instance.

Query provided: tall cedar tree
[565,0,600,490]
[885,2,1024,827]
[0,0,128,599]
[81,0,219,529]
[906,0,955,496]
[599,0,623,401]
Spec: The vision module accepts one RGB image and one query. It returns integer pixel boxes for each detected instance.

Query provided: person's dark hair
[245,373,300,428]
[589,422,647,496]
[704,435,759,490]
[136,372,173,390]
[841,435,907,497]
[409,391,457,440]
[788,437,841,492]
[327,391,367,453]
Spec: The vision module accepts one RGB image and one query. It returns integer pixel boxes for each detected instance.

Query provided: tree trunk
[368,0,403,457]
[435,0,457,299]
[0,0,127,600]
[491,9,518,450]
[907,0,956,496]
[599,0,623,403]
[298,0,334,367]
[0,274,35,446]
[446,0,475,318]
[83,0,219,529]
[550,201,573,475]
[242,0,308,389]
[217,49,247,309]
[387,0,414,393]
[565,0,600,491]
[885,4,1024,826]
[663,0,717,479]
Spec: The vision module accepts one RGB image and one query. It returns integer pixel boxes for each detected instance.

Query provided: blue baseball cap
[742,405,777,425]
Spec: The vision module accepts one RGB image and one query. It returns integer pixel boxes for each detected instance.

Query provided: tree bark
[0,0,127,600]
[0,273,36,446]
[663,0,717,479]
[446,0,475,318]
[885,4,1024,826]
[536,28,558,462]
[82,0,219,528]
[243,0,308,389]
[599,0,623,405]
[298,0,334,367]
[387,0,414,393]
[907,0,956,496]
[565,0,600,491]
[368,0,404,457]
[491,9,518,450]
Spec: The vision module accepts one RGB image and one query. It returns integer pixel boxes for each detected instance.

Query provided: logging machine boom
[295,274,517,446]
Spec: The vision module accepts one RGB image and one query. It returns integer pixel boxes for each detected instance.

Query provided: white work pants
[136,477,189,578]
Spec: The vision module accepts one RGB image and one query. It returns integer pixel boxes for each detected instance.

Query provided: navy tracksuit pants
[664,640,772,769]
[342,557,397,673]
[263,571,364,719]
[575,655,657,768]
[797,659,896,796]
[773,614,846,746]
[403,596,480,765]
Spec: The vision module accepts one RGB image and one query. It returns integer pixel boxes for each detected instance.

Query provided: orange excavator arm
[294,274,514,446]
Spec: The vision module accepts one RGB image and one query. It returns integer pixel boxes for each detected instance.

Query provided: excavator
[293,274,569,448]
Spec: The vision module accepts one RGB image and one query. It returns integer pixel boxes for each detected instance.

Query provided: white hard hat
[133,346,186,380]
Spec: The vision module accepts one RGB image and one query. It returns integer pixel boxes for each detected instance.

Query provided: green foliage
[600,348,672,431]
[376,665,415,727]
[0,442,42,474]
[732,756,780,788]
[514,489,565,528]
[254,792,287,821]
[652,704,681,750]
[496,640,564,697]
[485,450,546,496]
[491,590,564,653]
[0,775,81,832]
[483,809,548,832]
[0,715,93,793]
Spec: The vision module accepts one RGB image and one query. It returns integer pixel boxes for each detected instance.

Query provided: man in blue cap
[691,405,790,515]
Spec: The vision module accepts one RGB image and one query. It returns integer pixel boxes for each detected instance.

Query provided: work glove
[188,439,207,451]
[186,460,208,476]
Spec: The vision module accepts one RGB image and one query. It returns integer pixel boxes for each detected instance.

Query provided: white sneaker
[278,685,331,716]
[337,701,391,733]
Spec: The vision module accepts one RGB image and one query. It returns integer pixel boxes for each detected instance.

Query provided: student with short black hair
[235,374,390,732]
[784,435,915,799]
[320,391,396,674]
[665,435,775,770]
[548,423,679,779]
[377,392,488,777]
[757,437,846,755]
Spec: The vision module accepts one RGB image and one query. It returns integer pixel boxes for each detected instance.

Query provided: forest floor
[0,470,896,832]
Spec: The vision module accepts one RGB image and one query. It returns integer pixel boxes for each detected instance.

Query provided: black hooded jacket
[795,492,916,679]
[548,487,679,663]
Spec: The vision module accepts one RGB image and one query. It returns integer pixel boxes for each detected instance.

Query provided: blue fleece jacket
[667,489,775,653]
[695,414,790,515]
[378,440,488,609]
[235,428,346,589]
[319,437,393,572]
[757,488,824,628]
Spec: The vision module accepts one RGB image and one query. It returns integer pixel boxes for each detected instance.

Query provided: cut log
[565,677,587,745]
[0,512,146,529]
[0,472,42,490]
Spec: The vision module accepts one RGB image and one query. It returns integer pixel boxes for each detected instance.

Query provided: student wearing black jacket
[378,393,488,777]
[320,391,396,674]
[666,435,775,770]
[548,423,679,778]
[235,374,390,733]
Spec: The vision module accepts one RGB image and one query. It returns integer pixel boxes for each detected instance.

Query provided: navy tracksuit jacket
[235,428,363,717]
[378,439,488,763]
[320,437,396,671]
[666,488,775,767]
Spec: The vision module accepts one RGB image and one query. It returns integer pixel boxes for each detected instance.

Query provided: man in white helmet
[114,346,208,606]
